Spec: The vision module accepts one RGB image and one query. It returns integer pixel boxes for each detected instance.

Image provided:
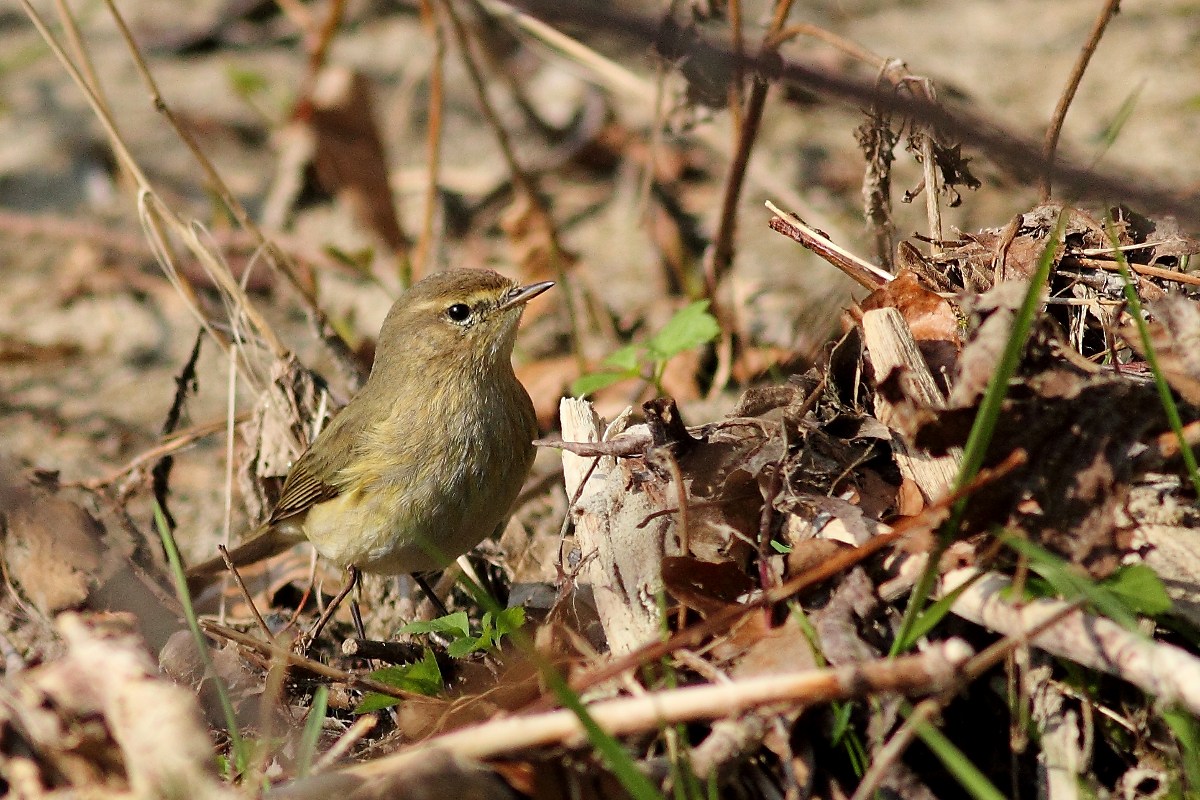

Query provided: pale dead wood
[944,568,1200,715]
[43,614,236,799]
[560,398,673,655]
[1028,662,1085,800]
[1132,523,1200,630]
[861,307,962,502]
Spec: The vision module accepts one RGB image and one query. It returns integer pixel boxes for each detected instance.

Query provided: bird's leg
[350,599,366,641]
[413,572,451,618]
[306,565,360,645]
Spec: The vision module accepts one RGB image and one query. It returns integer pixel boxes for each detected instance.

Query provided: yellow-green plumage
[186,269,548,593]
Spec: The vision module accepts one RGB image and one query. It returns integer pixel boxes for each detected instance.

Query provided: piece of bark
[560,398,677,655]
[944,568,1200,714]
[861,307,962,503]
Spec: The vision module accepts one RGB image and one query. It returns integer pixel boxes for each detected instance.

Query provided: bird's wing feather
[268,397,370,524]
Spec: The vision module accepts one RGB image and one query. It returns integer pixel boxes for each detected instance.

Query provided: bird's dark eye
[446,303,472,323]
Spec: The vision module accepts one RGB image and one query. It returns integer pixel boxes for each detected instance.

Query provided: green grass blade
[152,501,248,774]
[1104,217,1200,498]
[296,685,328,778]
[1162,707,1200,791]
[892,209,1070,655]
[911,713,1007,800]
[451,570,666,800]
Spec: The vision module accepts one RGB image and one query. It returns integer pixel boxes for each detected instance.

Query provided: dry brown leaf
[860,268,960,381]
[2,482,101,615]
[304,66,409,258]
[1124,295,1200,404]
[662,556,756,616]
[730,612,818,678]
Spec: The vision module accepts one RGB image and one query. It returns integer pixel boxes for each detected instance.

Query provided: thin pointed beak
[498,280,554,311]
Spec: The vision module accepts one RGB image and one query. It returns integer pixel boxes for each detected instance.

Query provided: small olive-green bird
[186,269,552,602]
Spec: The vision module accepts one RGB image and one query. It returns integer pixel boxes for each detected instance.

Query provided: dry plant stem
[439,0,585,360]
[414,0,446,278]
[766,201,893,289]
[663,451,691,629]
[489,0,848,246]
[71,414,245,490]
[1039,0,1122,201]
[313,715,377,774]
[756,456,784,590]
[274,0,313,30]
[706,0,796,299]
[536,430,652,458]
[200,619,430,701]
[96,0,363,378]
[479,0,650,99]
[1070,256,1200,287]
[217,545,273,641]
[0,209,359,288]
[305,641,971,790]
[992,213,1022,280]
[0,208,147,253]
[918,127,942,255]
[50,0,108,148]
[22,0,291,362]
[707,80,766,300]
[770,23,885,67]
[728,0,744,130]
[305,0,349,83]
[438,0,538,207]
[248,656,291,788]
[944,568,1200,715]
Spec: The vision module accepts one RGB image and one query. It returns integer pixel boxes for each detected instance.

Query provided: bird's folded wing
[269,465,342,523]
[268,402,367,523]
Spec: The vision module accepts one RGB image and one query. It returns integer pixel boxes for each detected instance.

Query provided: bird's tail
[184,525,303,596]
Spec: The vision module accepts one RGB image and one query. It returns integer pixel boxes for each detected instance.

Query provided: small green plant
[572,300,721,396]
[400,606,527,658]
[352,607,526,712]
[354,650,444,713]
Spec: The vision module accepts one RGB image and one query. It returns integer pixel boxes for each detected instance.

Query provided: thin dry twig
[705,0,797,299]
[312,715,377,774]
[770,22,885,67]
[850,599,1084,800]
[200,620,430,702]
[68,414,245,491]
[103,0,362,382]
[216,545,274,642]
[295,640,972,793]
[1040,0,1123,201]
[766,200,893,289]
[438,0,542,212]
[1068,256,1200,287]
